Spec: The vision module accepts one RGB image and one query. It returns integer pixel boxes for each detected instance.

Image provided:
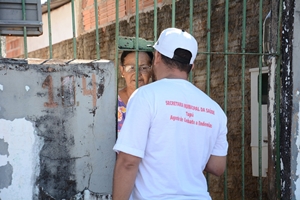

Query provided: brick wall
[5,36,23,58]
[18,0,273,199]
[82,0,125,31]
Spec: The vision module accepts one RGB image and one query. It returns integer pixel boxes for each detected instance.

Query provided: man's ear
[154,51,160,58]
[154,51,162,63]
[191,64,195,70]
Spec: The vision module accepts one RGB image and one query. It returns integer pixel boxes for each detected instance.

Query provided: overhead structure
[0,0,43,36]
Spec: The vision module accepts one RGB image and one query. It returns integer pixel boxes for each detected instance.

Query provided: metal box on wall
[249,67,269,177]
[0,0,43,36]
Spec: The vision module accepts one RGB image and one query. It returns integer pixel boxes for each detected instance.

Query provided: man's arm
[113,152,141,200]
[204,155,227,176]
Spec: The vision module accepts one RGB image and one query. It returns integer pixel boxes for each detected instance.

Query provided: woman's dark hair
[120,51,153,65]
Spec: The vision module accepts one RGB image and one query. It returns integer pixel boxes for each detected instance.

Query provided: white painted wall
[0,118,42,200]
[27,2,76,53]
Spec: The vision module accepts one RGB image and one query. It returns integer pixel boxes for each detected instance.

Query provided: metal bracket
[118,36,154,51]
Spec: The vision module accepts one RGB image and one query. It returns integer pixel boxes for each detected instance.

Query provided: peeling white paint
[0,118,42,200]
[269,57,276,148]
[287,65,291,76]
[25,86,30,91]
[0,84,3,91]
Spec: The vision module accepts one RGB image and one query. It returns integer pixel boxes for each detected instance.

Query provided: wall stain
[69,188,112,200]
[97,77,105,99]
[34,114,77,199]
[38,187,55,200]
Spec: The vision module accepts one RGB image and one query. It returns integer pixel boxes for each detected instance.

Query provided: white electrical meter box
[249,67,268,177]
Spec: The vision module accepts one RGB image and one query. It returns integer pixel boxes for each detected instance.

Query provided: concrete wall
[0,58,116,199]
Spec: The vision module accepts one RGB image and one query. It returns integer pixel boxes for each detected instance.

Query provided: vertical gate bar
[22,0,28,59]
[154,0,158,42]
[115,0,119,68]
[0,37,2,58]
[172,0,175,27]
[188,0,193,82]
[71,0,77,59]
[241,0,247,199]
[189,0,193,34]
[135,0,140,89]
[224,0,229,198]
[206,0,211,97]
[276,0,283,198]
[47,0,53,59]
[115,0,120,132]
[205,0,212,190]
[258,0,263,199]
[94,0,100,60]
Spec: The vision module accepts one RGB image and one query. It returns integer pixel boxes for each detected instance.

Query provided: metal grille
[0,0,285,199]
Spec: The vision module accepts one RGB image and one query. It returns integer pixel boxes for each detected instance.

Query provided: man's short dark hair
[120,51,153,66]
[160,48,193,74]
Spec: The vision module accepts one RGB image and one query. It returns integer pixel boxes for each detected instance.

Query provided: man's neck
[157,70,188,80]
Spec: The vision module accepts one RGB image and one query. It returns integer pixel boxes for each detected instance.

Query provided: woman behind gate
[117,51,154,133]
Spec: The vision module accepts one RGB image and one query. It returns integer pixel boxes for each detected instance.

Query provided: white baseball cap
[153,28,198,64]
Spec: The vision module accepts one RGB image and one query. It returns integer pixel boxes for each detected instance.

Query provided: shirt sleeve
[113,89,152,158]
[211,111,228,156]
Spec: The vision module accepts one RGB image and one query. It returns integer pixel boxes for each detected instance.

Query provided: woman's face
[120,52,152,89]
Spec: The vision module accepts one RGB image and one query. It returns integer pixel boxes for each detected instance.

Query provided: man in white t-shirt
[113,27,228,200]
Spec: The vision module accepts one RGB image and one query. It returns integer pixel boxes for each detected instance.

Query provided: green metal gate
[0,0,285,199]
[114,1,283,200]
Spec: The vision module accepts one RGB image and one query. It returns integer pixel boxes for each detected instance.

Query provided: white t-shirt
[113,78,228,200]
